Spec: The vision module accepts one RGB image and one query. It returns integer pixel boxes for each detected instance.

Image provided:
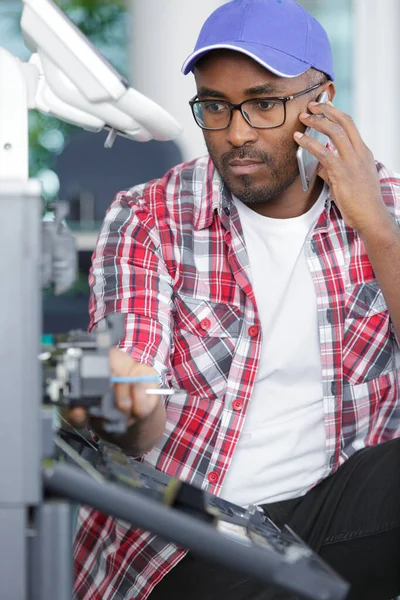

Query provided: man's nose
[226,108,258,147]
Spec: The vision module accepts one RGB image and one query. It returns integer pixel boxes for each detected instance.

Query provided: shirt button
[232,399,243,411]
[200,318,211,330]
[207,471,219,484]
[248,325,259,338]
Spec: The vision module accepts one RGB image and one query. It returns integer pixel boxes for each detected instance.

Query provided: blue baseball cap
[181,0,334,81]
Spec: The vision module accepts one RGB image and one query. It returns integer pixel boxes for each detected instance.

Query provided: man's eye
[203,102,226,113]
[253,100,277,111]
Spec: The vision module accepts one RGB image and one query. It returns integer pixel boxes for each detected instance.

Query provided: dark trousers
[150,438,400,600]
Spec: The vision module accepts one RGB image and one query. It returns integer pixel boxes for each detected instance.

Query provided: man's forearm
[90,399,166,457]
[360,214,400,340]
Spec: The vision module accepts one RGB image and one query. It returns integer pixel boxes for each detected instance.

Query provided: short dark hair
[307,67,329,86]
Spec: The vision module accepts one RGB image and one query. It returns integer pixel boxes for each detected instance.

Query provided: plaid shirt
[74,156,400,600]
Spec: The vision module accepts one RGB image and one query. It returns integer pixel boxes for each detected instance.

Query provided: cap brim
[182,42,310,78]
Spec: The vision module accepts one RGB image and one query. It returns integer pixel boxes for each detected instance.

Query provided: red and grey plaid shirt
[74,156,400,600]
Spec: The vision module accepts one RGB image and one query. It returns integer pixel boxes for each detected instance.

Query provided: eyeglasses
[189,82,323,131]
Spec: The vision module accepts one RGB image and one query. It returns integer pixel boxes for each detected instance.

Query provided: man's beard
[206,142,299,205]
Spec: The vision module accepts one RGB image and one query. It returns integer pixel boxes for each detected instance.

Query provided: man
[72,1,400,599]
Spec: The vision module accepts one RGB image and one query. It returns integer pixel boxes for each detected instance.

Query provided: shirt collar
[313,140,338,233]
[313,188,337,233]
[194,157,232,231]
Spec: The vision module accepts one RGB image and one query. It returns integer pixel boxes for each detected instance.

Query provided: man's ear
[326,81,336,103]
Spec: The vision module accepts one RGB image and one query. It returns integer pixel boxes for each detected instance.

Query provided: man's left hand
[295,102,392,236]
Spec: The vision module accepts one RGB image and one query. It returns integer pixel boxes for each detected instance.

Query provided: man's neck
[244,176,324,219]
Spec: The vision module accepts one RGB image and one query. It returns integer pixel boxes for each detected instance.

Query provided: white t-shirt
[220,187,329,506]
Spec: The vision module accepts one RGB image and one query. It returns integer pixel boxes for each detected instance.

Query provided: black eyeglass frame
[189,82,324,131]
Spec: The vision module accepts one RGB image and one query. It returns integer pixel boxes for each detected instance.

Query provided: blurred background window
[299,0,353,113]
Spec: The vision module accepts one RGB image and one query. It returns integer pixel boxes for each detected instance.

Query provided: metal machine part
[42,202,78,295]
[44,459,349,600]
[42,315,129,433]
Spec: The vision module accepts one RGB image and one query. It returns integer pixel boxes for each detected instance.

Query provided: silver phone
[296,91,329,192]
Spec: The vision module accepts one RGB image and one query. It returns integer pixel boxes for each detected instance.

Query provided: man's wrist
[355,208,399,246]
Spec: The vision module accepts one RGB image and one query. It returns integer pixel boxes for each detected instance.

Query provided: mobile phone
[296,91,329,192]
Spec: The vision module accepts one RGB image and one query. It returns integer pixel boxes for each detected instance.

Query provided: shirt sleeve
[88,188,175,384]
[377,162,400,349]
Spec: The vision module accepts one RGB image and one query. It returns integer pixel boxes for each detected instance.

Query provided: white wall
[353,0,400,172]
[129,0,227,162]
